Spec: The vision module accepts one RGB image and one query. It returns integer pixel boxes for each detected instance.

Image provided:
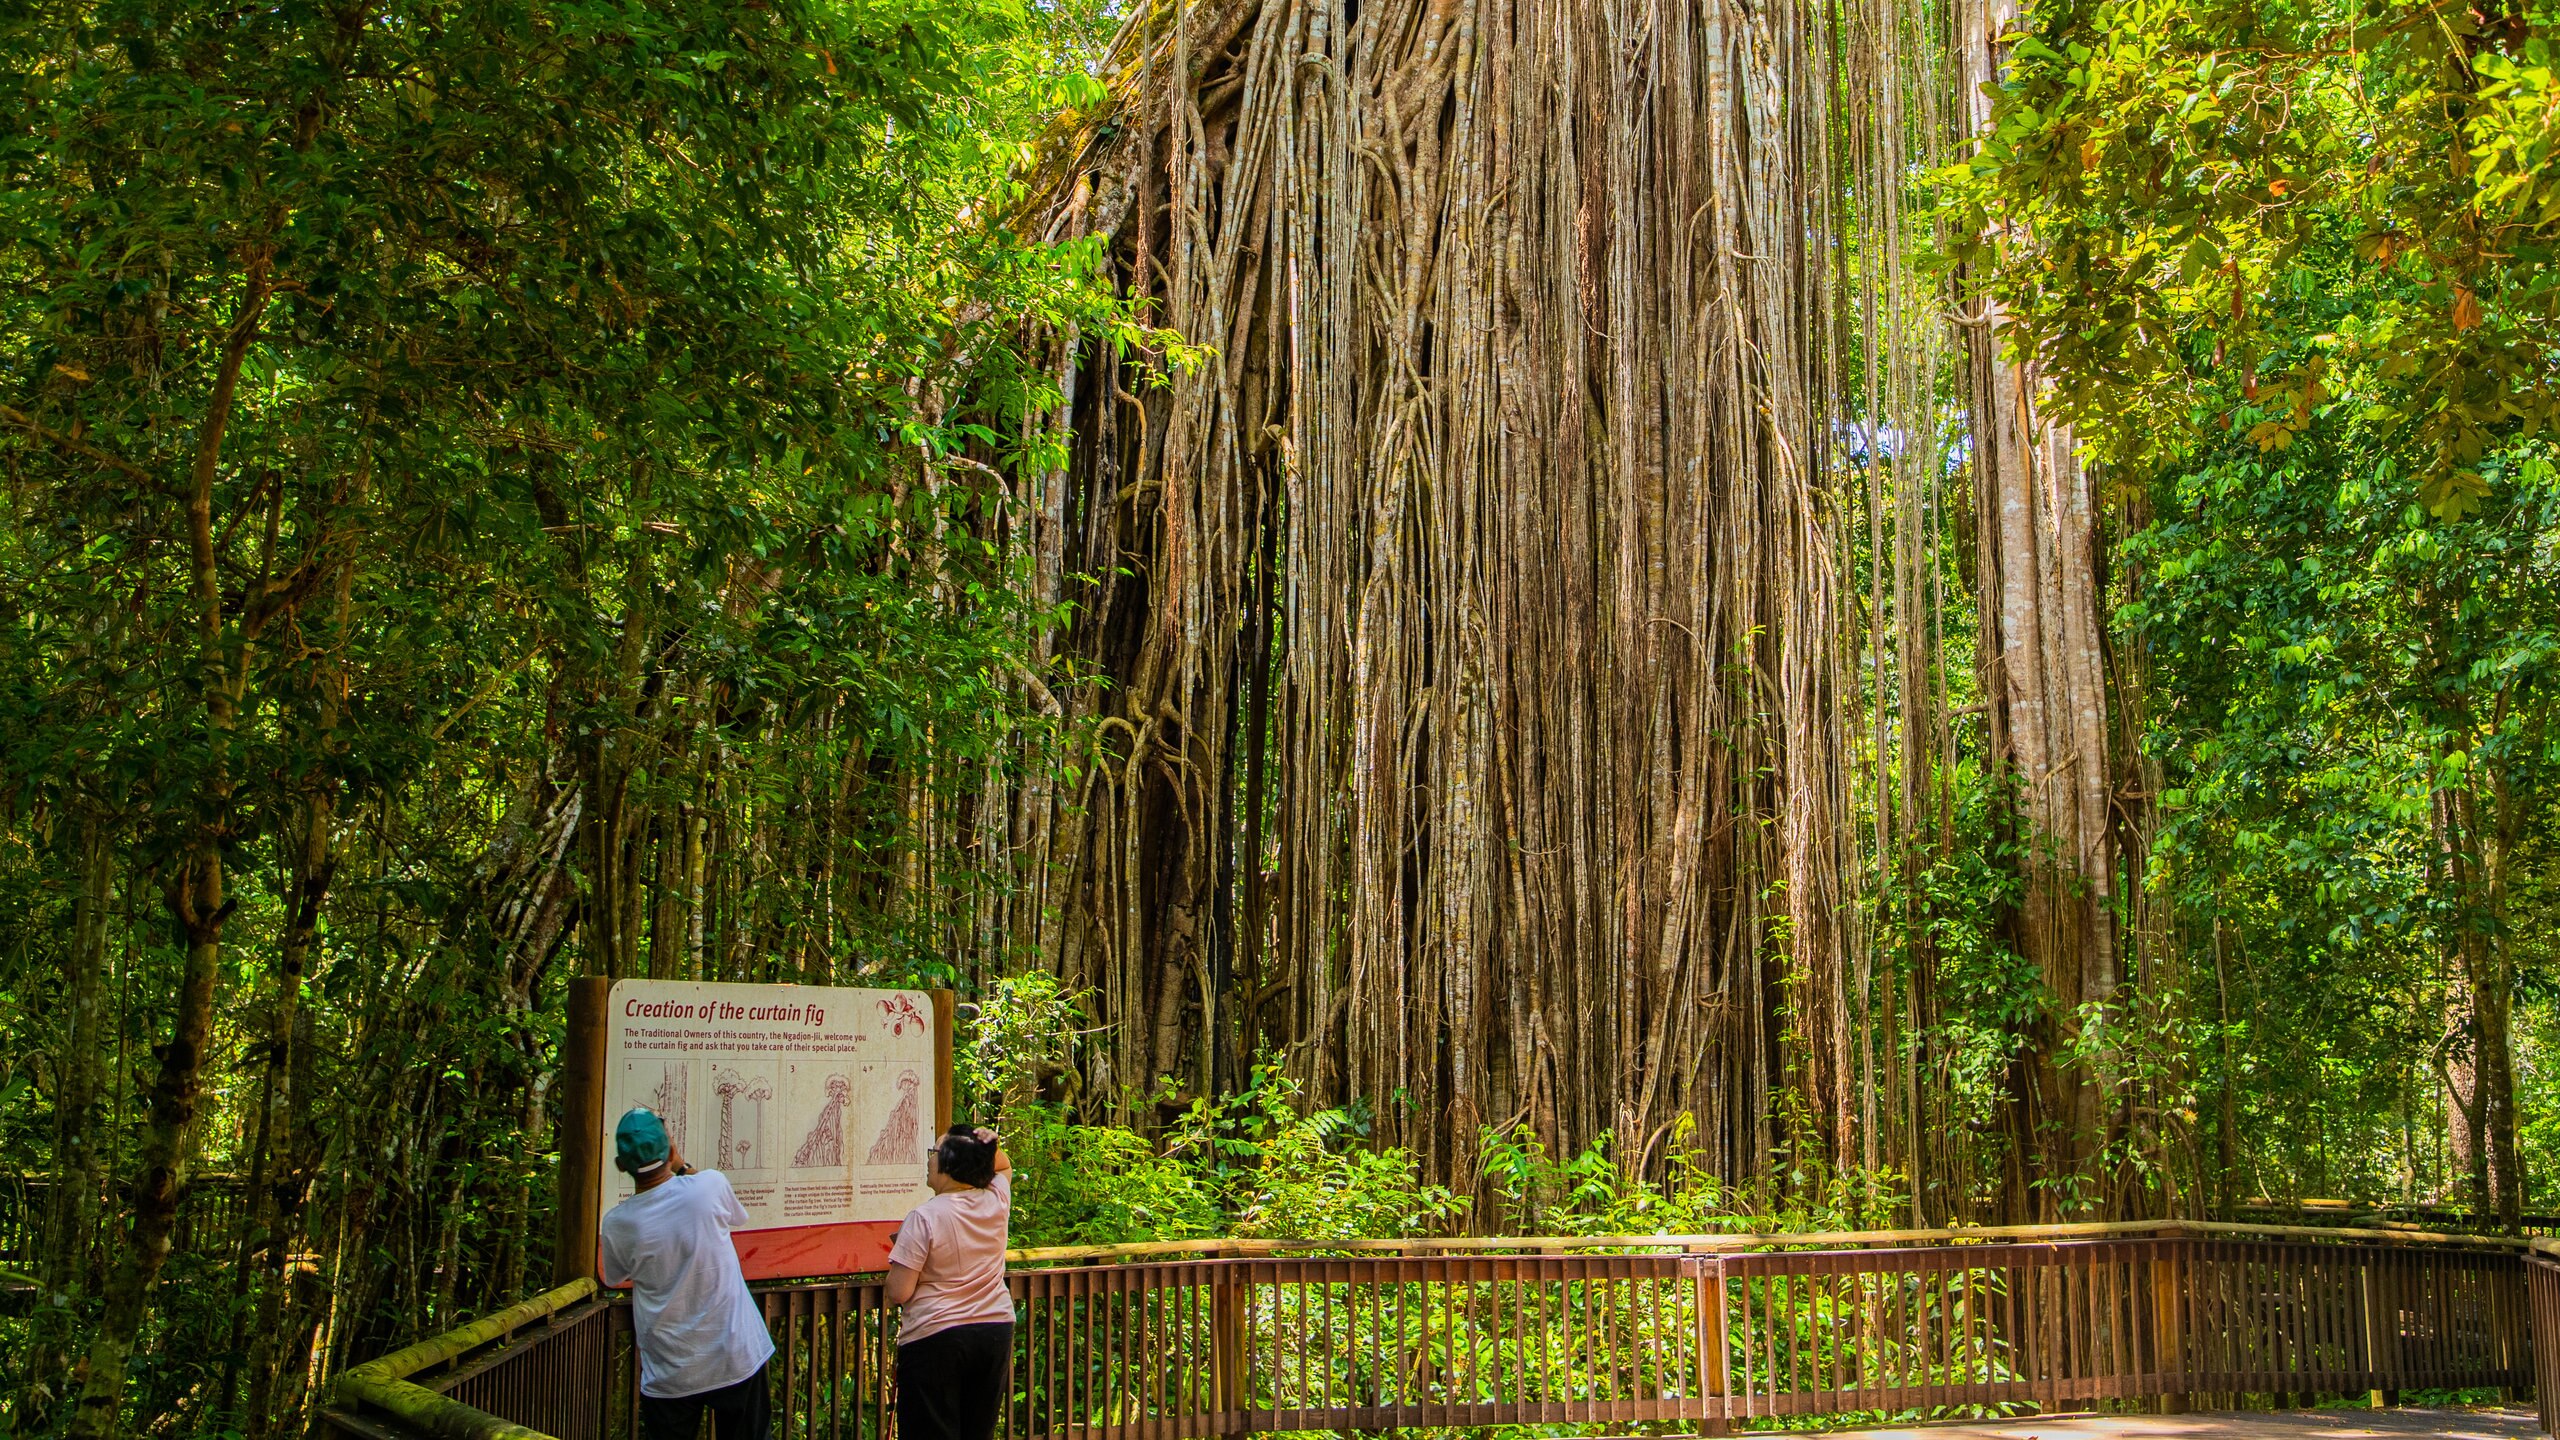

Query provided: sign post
[555,978,953,1284]
[551,976,612,1287]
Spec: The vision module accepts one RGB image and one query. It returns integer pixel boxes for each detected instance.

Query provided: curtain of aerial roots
[993,0,1883,1190]
[1839,0,1967,1218]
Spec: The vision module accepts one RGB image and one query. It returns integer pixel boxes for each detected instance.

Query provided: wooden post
[2361,1257,2397,1407]
[552,976,611,1287]
[2151,1240,2188,1414]
[1692,1255,1731,1437]
[2497,1261,2522,1404]
[1211,1245,1247,1429]
[931,989,956,1132]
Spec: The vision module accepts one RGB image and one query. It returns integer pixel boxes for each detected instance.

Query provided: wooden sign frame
[554,977,954,1285]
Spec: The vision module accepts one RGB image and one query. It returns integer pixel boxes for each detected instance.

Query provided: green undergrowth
[962,974,1915,1250]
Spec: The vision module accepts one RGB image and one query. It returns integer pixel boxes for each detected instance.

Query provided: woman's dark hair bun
[936,1124,998,1188]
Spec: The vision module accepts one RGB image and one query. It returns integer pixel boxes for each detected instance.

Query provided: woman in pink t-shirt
[886,1125,1015,1440]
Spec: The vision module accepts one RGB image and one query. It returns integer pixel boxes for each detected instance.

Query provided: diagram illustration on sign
[791,1075,851,1168]
[713,1066,772,1171]
[866,1069,924,1166]
[646,1063,689,1154]
[878,995,927,1037]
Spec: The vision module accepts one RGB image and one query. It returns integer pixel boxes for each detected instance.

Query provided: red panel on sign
[734,1219,901,1280]
[597,1219,900,1287]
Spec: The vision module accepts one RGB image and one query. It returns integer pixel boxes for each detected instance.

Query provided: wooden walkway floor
[1831,1408,2540,1440]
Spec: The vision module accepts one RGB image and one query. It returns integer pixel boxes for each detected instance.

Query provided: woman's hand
[973,1127,1012,1175]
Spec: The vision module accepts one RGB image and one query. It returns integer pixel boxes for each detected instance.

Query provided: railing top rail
[1001,1215,2528,1265]
[1,1170,247,1186]
[334,1277,598,1440]
[2244,1195,2560,1218]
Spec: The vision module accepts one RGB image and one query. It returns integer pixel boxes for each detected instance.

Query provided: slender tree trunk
[72,858,227,1440]
[532,465,654,981]
[237,443,372,1438]
[2473,945,2519,1222]
[2445,974,2489,1212]
[244,1000,322,1440]
[2451,771,2523,1224]
[2213,917,2240,1213]
[429,1159,467,1325]
[70,253,269,1440]
[228,786,336,1434]
[20,819,115,1427]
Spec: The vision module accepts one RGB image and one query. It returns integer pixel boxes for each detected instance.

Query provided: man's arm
[597,1223,631,1288]
[716,1176,750,1229]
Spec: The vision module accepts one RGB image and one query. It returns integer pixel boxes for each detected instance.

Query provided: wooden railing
[2241,1199,2560,1237]
[0,1173,41,1265]
[325,1221,2537,1440]
[331,1278,613,1440]
[2528,1240,2560,1436]
[0,1172,249,1269]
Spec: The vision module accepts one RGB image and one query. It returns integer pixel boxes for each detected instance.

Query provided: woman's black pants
[896,1321,1014,1440]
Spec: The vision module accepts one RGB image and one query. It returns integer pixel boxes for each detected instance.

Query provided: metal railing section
[326,1221,2540,1440]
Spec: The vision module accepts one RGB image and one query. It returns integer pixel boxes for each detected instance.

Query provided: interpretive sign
[554,977,951,1283]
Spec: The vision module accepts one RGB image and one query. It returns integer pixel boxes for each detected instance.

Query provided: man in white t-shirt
[599,1108,776,1440]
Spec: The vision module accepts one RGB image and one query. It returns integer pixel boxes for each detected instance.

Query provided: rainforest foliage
[0,0,1130,1434]
[1955,0,2560,1219]
[0,0,2555,1436]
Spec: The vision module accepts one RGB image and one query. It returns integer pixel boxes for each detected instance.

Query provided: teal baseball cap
[615,1108,671,1176]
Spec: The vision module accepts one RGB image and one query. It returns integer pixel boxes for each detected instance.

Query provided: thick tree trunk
[1959,0,2124,1221]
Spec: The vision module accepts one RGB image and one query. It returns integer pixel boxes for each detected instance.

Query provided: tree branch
[0,405,182,499]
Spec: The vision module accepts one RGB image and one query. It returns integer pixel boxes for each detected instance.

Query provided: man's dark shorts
[639,1360,771,1440]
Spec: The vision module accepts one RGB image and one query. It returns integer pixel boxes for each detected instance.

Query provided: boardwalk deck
[1831,1406,2539,1440]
